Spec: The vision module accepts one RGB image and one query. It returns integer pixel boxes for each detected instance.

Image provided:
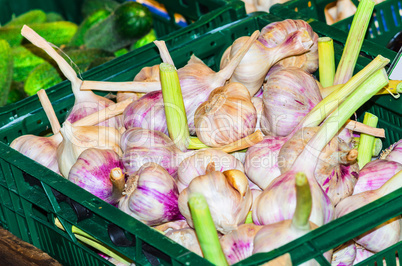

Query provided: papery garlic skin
[244,135,286,189]
[331,241,356,266]
[353,159,402,195]
[176,149,244,192]
[258,19,319,73]
[261,66,322,137]
[10,134,63,174]
[179,170,252,234]
[220,224,263,265]
[118,163,183,226]
[68,148,124,205]
[165,228,203,257]
[121,127,194,177]
[153,220,190,233]
[57,121,122,178]
[195,82,257,147]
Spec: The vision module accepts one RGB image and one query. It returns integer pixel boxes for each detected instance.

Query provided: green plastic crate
[0,10,401,266]
[270,0,402,53]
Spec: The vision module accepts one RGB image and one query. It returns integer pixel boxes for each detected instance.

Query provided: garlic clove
[223,169,250,197]
[165,228,203,257]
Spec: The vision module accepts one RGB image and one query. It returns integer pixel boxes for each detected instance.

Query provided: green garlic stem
[318,37,335,88]
[302,55,389,128]
[372,138,383,157]
[245,211,253,224]
[333,0,376,85]
[160,62,190,152]
[306,68,388,155]
[292,172,312,230]
[188,193,228,266]
[358,112,379,169]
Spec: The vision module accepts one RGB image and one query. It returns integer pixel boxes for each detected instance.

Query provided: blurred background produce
[0,0,156,106]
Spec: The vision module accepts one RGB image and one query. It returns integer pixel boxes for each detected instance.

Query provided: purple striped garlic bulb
[221,28,314,96]
[118,162,183,226]
[121,127,194,178]
[176,149,244,192]
[279,127,359,205]
[68,148,125,205]
[194,82,257,147]
[57,121,122,178]
[353,245,374,264]
[253,172,332,263]
[220,224,263,264]
[10,133,63,175]
[124,31,259,135]
[261,66,322,137]
[353,159,402,195]
[335,170,402,252]
[179,164,252,234]
[258,19,319,73]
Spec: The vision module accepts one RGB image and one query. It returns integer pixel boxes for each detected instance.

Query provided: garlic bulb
[118,163,183,226]
[116,65,158,102]
[220,224,263,264]
[261,66,322,137]
[179,165,252,234]
[279,127,359,205]
[253,172,333,264]
[57,121,122,178]
[121,127,194,177]
[68,148,125,205]
[10,134,63,174]
[335,170,402,252]
[176,149,244,192]
[353,159,402,195]
[194,82,257,147]
[221,27,314,96]
[124,31,259,135]
[258,19,319,73]
[154,220,190,233]
[331,241,356,266]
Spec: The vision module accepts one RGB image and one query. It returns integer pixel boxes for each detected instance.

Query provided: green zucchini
[0,40,13,106]
[5,10,47,26]
[0,21,78,47]
[130,29,157,50]
[7,81,27,105]
[46,12,65,22]
[84,1,153,52]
